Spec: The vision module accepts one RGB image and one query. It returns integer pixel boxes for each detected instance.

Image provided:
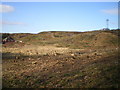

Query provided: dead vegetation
[2,29,120,88]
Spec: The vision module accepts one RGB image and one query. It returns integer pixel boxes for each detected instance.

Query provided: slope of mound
[57,30,119,49]
[3,29,119,49]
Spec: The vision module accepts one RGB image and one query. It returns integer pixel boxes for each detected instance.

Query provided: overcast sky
[0,2,118,33]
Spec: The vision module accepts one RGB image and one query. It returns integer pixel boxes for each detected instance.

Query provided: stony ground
[2,44,119,88]
[2,30,120,88]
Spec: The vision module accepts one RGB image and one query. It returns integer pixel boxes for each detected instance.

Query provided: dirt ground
[2,44,119,88]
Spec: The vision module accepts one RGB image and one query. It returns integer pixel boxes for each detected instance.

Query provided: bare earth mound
[2,29,120,88]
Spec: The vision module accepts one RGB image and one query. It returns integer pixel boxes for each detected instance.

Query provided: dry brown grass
[2,30,119,88]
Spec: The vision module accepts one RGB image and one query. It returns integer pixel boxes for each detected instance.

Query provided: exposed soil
[2,44,119,88]
[2,30,120,88]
